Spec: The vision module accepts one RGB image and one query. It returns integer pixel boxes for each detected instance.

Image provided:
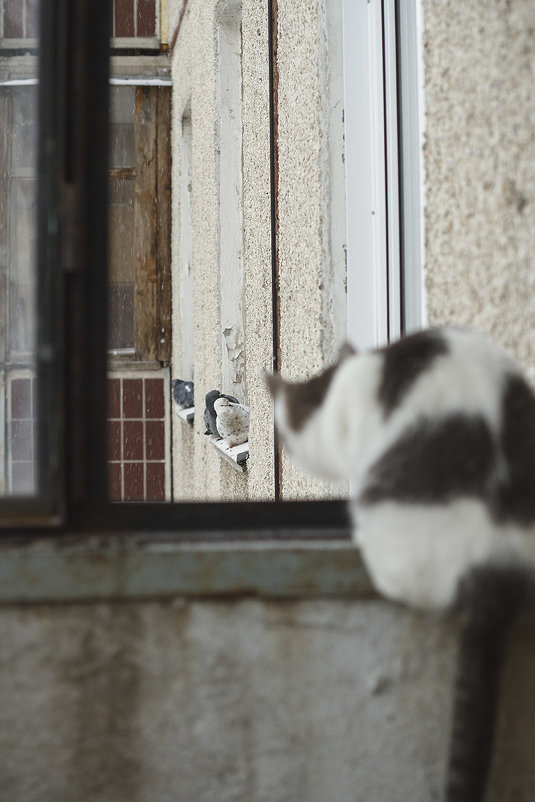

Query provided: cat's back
[356,327,535,608]
[376,326,518,431]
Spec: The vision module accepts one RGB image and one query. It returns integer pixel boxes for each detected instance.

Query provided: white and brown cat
[267,327,535,802]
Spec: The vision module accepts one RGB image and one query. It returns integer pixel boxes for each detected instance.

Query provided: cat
[266,326,535,802]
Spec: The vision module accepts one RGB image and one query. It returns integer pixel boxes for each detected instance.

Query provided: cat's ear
[264,371,285,399]
[338,342,357,361]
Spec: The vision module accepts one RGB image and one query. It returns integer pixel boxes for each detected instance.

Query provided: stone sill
[175,404,195,425]
[210,436,249,471]
[0,537,374,604]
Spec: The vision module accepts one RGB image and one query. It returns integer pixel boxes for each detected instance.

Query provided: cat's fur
[267,326,535,801]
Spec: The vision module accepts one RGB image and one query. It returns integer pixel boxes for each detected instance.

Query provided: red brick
[108,378,121,418]
[115,0,134,36]
[25,0,39,37]
[137,0,155,37]
[144,378,164,418]
[11,379,32,419]
[108,462,122,501]
[123,378,143,418]
[108,420,122,461]
[146,462,165,500]
[145,420,164,460]
[11,420,32,461]
[123,419,144,460]
[4,0,23,37]
[124,462,144,500]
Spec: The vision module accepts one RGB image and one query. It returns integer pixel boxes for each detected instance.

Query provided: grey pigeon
[204,390,239,436]
[172,379,194,408]
[214,397,250,446]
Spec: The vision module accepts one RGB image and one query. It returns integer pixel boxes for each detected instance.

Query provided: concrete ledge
[0,537,374,604]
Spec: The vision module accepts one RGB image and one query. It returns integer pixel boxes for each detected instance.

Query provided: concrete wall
[422,0,535,381]
[1,598,535,802]
[170,0,275,502]
[170,0,347,502]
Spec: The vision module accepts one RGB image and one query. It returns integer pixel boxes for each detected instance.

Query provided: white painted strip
[0,78,38,86]
[0,77,172,87]
[110,77,172,86]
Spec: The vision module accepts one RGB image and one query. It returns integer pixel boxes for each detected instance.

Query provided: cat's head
[265,343,356,478]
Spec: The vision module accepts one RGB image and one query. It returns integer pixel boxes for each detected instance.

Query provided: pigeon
[204,389,239,437]
[214,397,250,447]
[172,379,194,408]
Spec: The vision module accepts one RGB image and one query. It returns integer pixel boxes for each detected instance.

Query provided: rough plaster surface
[276,0,347,501]
[422,0,535,381]
[0,600,449,802]
[1,598,535,801]
[170,0,274,501]
[170,0,347,501]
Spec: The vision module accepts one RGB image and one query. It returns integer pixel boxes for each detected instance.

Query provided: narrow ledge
[210,436,249,471]
[175,404,195,425]
[0,538,373,603]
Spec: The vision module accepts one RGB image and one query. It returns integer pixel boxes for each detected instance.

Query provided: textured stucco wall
[422,0,535,380]
[170,0,275,501]
[2,598,535,802]
[170,0,347,502]
[275,0,348,501]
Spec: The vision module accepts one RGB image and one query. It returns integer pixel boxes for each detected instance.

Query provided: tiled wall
[8,373,37,494]
[2,0,39,38]
[107,371,170,501]
[111,0,156,38]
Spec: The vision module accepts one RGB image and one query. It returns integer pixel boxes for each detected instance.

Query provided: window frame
[0,0,422,604]
[0,0,351,543]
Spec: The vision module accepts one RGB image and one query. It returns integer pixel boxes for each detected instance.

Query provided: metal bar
[67,0,111,507]
[35,0,63,515]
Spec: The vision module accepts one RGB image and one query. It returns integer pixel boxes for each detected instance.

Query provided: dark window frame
[0,0,351,543]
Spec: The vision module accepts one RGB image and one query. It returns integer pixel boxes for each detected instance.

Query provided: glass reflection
[0,6,40,495]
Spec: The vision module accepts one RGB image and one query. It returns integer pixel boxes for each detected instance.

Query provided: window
[108,84,171,361]
[110,0,161,50]
[341,0,424,349]
[0,0,424,601]
[0,0,39,46]
[0,78,39,497]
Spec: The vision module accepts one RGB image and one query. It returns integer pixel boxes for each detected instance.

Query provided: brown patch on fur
[282,364,339,431]
[266,346,355,432]
[283,350,355,432]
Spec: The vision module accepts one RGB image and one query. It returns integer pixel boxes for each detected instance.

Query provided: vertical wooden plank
[137,0,155,37]
[134,86,158,361]
[156,87,171,364]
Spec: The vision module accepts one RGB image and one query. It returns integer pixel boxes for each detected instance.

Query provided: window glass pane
[108,177,135,350]
[0,23,40,496]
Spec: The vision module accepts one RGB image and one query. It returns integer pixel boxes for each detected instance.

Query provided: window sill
[0,535,374,603]
[175,404,195,425]
[210,436,249,471]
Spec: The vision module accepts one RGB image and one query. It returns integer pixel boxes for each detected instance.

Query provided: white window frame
[342,0,424,350]
[216,0,247,405]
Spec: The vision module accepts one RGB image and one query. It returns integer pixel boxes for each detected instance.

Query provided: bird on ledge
[214,397,250,447]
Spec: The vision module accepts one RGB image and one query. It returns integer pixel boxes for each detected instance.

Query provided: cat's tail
[445,563,535,802]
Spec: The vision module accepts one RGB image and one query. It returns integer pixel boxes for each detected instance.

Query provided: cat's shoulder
[375,327,524,419]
